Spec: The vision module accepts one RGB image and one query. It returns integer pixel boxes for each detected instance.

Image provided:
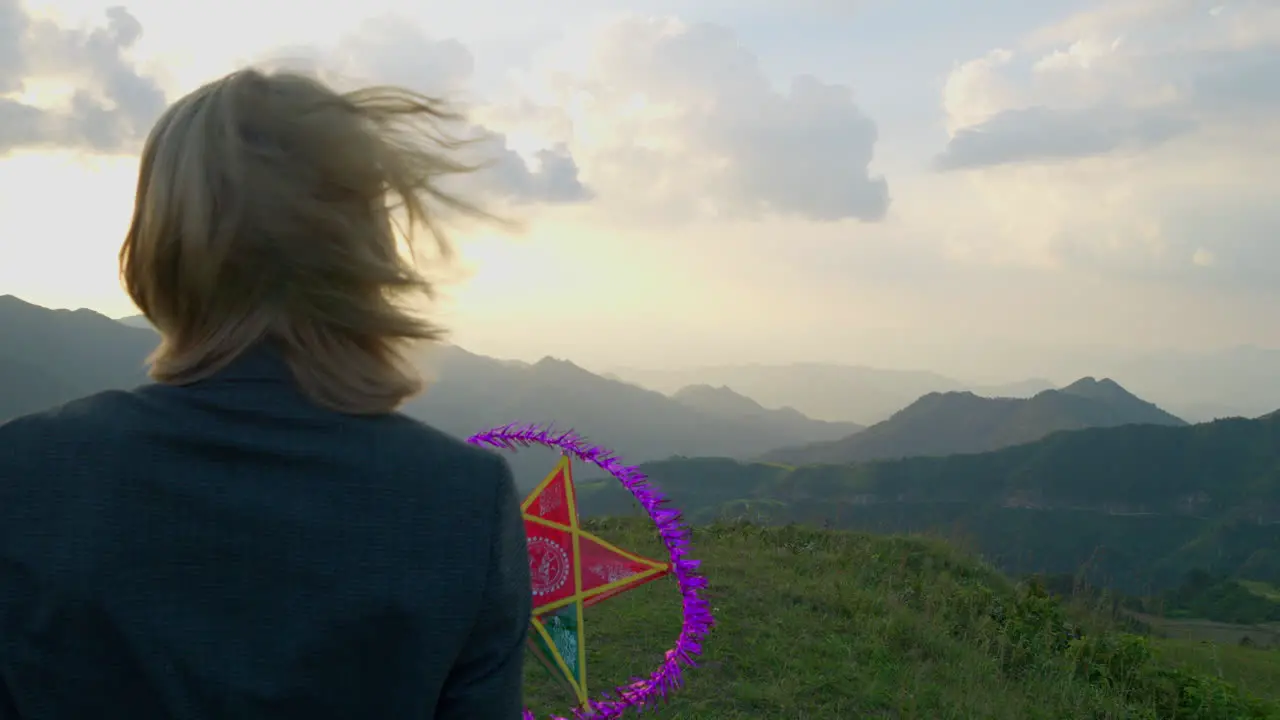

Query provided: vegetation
[1128,571,1280,626]
[522,518,1280,719]
[578,414,1280,593]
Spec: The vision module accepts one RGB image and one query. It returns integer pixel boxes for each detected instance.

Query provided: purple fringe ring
[467,423,715,720]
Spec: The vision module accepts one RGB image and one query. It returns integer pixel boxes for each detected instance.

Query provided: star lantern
[522,455,671,708]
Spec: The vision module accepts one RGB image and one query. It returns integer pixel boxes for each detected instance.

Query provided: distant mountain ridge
[404,349,861,486]
[614,348,1280,425]
[761,376,1186,465]
[0,296,155,420]
[670,383,864,440]
[1,297,852,490]
[610,362,1055,425]
[115,314,155,330]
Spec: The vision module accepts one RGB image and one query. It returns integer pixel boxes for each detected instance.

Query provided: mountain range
[0,293,1268,499]
[0,296,856,489]
[609,349,1280,425]
[608,363,1055,425]
[399,345,861,486]
[0,297,154,420]
[760,377,1186,465]
[669,383,864,438]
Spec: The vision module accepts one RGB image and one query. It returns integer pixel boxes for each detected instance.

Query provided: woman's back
[0,67,531,718]
[0,346,530,718]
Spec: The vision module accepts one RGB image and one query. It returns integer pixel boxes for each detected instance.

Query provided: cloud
[1189,46,1280,114]
[483,140,593,204]
[262,16,591,206]
[506,16,889,224]
[0,5,587,205]
[935,104,1194,170]
[938,0,1280,170]
[923,0,1280,289]
[0,1,166,155]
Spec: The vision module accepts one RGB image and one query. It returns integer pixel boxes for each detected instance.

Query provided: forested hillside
[579,414,1280,593]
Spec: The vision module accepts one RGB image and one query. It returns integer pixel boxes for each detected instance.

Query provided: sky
[1,0,1277,381]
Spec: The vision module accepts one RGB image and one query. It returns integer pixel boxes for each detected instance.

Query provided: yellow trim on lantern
[520,455,571,513]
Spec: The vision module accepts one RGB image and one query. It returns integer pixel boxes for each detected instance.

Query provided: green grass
[522,517,1280,719]
[1242,581,1280,603]
[1150,639,1280,703]
[1132,611,1280,648]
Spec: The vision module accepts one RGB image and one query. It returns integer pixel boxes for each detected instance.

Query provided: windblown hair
[120,68,491,414]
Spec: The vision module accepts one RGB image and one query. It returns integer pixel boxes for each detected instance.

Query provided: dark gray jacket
[0,345,531,719]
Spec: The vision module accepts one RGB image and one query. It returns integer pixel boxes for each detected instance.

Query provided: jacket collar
[207,342,293,383]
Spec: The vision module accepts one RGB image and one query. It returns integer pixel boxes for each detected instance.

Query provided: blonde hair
[120,68,492,414]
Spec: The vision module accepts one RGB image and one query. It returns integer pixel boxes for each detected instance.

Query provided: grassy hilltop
[522,518,1280,720]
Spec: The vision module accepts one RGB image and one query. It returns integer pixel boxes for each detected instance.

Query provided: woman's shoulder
[0,389,138,440]
[0,390,140,481]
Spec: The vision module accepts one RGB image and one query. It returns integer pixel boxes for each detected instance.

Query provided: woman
[0,68,531,719]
